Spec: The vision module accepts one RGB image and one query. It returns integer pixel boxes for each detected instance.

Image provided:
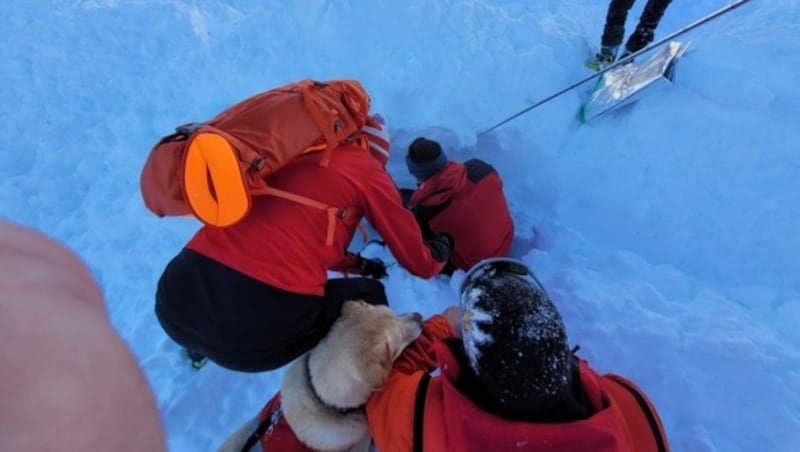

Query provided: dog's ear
[364,338,394,391]
[382,340,393,370]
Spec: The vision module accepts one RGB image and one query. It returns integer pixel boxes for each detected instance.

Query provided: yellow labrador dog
[219,300,423,452]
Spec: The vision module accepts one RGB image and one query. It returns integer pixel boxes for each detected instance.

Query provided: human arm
[392,307,460,375]
[0,221,166,451]
[366,308,460,451]
[361,170,451,278]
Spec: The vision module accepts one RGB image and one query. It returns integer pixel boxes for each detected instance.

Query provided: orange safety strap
[301,84,336,167]
[349,135,373,244]
[351,134,369,151]
[262,186,343,247]
[303,142,327,154]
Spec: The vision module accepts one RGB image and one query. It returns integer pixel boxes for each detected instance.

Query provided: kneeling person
[402,138,514,274]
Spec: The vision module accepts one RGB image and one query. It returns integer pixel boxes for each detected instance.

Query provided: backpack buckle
[249,156,265,172]
[175,122,204,136]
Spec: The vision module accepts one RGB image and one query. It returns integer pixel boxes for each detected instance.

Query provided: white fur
[219,300,422,452]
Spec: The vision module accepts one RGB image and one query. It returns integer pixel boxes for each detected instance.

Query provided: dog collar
[305,354,364,415]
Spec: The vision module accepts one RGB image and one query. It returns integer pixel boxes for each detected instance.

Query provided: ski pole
[477,0,754,136]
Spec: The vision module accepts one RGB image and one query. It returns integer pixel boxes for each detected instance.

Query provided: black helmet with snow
[459,258,571,417]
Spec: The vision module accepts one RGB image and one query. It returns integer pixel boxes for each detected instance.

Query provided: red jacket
[187,144,445,295]
[409,160,513,270]
[367,318,669,452]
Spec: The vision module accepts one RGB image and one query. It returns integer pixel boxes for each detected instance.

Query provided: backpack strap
[412,373,432,452]
[240,406,284,452]
[259,186,341,246]
[605,375,668,452]
[301,82,337,167]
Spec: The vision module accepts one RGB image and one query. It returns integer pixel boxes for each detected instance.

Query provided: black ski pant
[155,248,387,372]
[601,0,673,53]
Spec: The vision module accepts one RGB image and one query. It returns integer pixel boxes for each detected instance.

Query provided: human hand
[425,233,453,262]
[358,256,388,279]
[442,305,463,339]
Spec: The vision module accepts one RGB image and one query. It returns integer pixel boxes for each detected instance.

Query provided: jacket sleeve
[393,315,453,375]
[361,170,447,278]
[366,315,454,452]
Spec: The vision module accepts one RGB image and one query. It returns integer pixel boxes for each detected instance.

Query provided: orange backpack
[139,79,372,232]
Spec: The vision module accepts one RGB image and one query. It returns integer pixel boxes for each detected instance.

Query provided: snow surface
[1,0,798,450]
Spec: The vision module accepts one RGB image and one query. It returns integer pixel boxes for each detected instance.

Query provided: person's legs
[600,0,638,48]
[0,221,165,451]
[155,250,220,365]
[155,248,331,372]
[625,0,672,54]
[588,0,638,69]
[226,278,390,370]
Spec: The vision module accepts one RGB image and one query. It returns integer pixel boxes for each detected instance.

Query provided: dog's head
[308,300,423,408]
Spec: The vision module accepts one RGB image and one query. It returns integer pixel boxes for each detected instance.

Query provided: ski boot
[186,349,208,370]
[586,45,618,71]
[616,49,635,65]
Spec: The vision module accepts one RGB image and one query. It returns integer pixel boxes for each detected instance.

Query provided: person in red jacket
[155,118,452,372]
[367,258,669,452]
[401,137,514,274]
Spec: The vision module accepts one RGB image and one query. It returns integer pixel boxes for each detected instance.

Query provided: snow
[1,0,799,450]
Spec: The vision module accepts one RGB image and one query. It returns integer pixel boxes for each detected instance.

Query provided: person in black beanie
[587,0,673,70]
[405,138,449,182]
[401,137,514,274]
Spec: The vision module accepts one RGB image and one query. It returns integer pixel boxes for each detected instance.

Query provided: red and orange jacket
[367,317,669,452]
[409,159,514,271]
[187,144,445,296]
[251,393,312,452]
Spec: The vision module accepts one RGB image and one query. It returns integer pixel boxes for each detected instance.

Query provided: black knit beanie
[405,137,447,181]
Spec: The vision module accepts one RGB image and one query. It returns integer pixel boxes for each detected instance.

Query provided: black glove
[357,256,388,279]
[425,233,453,263]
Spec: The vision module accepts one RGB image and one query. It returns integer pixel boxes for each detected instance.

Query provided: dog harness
[240,355,366,451]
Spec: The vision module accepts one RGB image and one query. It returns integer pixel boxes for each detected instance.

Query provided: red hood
[409,161,467,206]
[426,342,624,452]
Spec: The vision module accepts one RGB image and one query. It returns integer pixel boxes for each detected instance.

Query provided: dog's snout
[399,312,424,340]
[401,312,423,324]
